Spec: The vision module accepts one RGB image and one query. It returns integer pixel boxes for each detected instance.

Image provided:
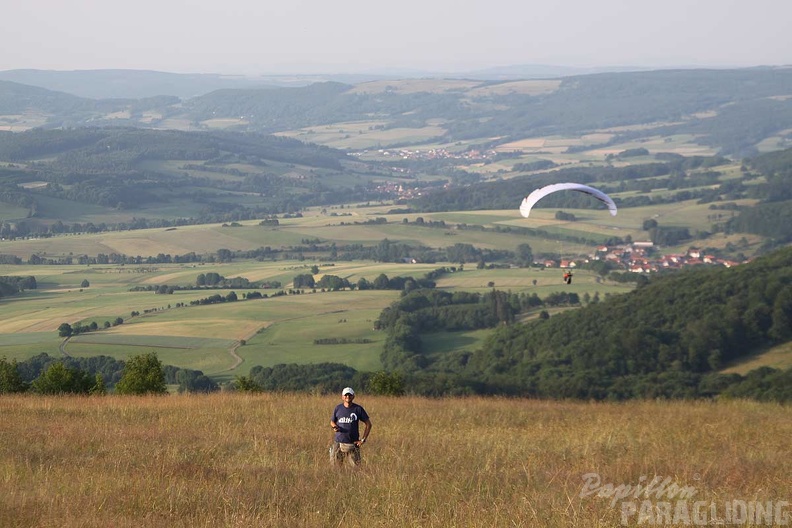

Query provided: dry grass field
[1,394,789,528]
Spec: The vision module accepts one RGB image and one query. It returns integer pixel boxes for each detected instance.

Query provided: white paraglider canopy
[519,183,617,218]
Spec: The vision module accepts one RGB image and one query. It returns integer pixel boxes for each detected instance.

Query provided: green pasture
[756,134,792,153]
[350,78,482,95]
[465,79,562,97]
[238,305,386,373]
[1,257,638,380]
[0,201,30,221]
[279,121,447,150]
[27,194,116,224]
[0,111,49,131]
[65,332,235,375]
[602,134,718,157]
[0,332,62,361]
[434,267,635,298]
[310,261,441,283]
[138,160,247,183]
[426,211,517,225]
[421,329,492,359]
[720,342,792,375]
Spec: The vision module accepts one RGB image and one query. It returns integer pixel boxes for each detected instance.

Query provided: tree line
[0,352,219,395]
[0,275,36,299]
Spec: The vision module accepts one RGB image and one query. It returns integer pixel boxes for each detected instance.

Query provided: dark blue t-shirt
[332,403,369,443]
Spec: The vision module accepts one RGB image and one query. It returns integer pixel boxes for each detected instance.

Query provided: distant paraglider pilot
[563,271,573,284]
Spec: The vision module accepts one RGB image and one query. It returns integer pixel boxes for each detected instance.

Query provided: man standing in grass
[330,387,372,467]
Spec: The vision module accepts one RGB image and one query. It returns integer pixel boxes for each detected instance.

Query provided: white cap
[342,387,355,396]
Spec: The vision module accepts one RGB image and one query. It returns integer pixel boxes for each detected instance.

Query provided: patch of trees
[356,272,436,292]
[189,291,239,305]
[127,274,281,294]
[164,365,219,393]
[512,160,557,172]
[293,273,315,289]
[746,144,792,173]
[648,226,693,246]
[610,147,649,159]
[0,275,36,298]
[294,268,452,294]
[58,318,123,337]
[313,338,373,345]
[375,289,523,372]
[727,201,792,244]
[0,254,23,265]
[710,147,792,244]
[243,362,361,393]
[196,272,261,288]
[1,353,217,394]
[555,211,576,221]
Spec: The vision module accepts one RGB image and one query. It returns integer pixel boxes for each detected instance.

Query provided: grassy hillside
[1,393,789,527]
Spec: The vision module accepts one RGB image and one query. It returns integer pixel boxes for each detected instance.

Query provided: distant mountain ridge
[0,65,655,100]
[0,69,279,99]
[2,67,792,159]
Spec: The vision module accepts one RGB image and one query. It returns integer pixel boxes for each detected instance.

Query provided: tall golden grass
[1,394,789,527]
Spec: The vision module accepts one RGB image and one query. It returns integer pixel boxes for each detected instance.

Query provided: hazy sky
[2,0,790,75]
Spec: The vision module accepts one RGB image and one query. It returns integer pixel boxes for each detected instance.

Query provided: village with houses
[355,147,499,164]
[553,243,745,274]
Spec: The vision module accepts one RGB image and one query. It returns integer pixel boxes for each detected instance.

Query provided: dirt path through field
[59,337,71,357]
[223,323,271,372]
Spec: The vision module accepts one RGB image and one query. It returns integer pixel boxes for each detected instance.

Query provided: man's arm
[356,419,372,446]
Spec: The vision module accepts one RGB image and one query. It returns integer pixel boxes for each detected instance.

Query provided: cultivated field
[0,254,634,382]
[1,393,789,527]
[276,122,447,150]
[2,194,753,261]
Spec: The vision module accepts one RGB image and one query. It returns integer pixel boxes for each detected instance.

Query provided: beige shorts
[330,442,361,466]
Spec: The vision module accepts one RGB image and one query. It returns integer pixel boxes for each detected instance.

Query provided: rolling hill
[1,67,792,157]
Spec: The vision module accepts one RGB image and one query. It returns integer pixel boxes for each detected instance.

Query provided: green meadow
[0,247,638,382]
